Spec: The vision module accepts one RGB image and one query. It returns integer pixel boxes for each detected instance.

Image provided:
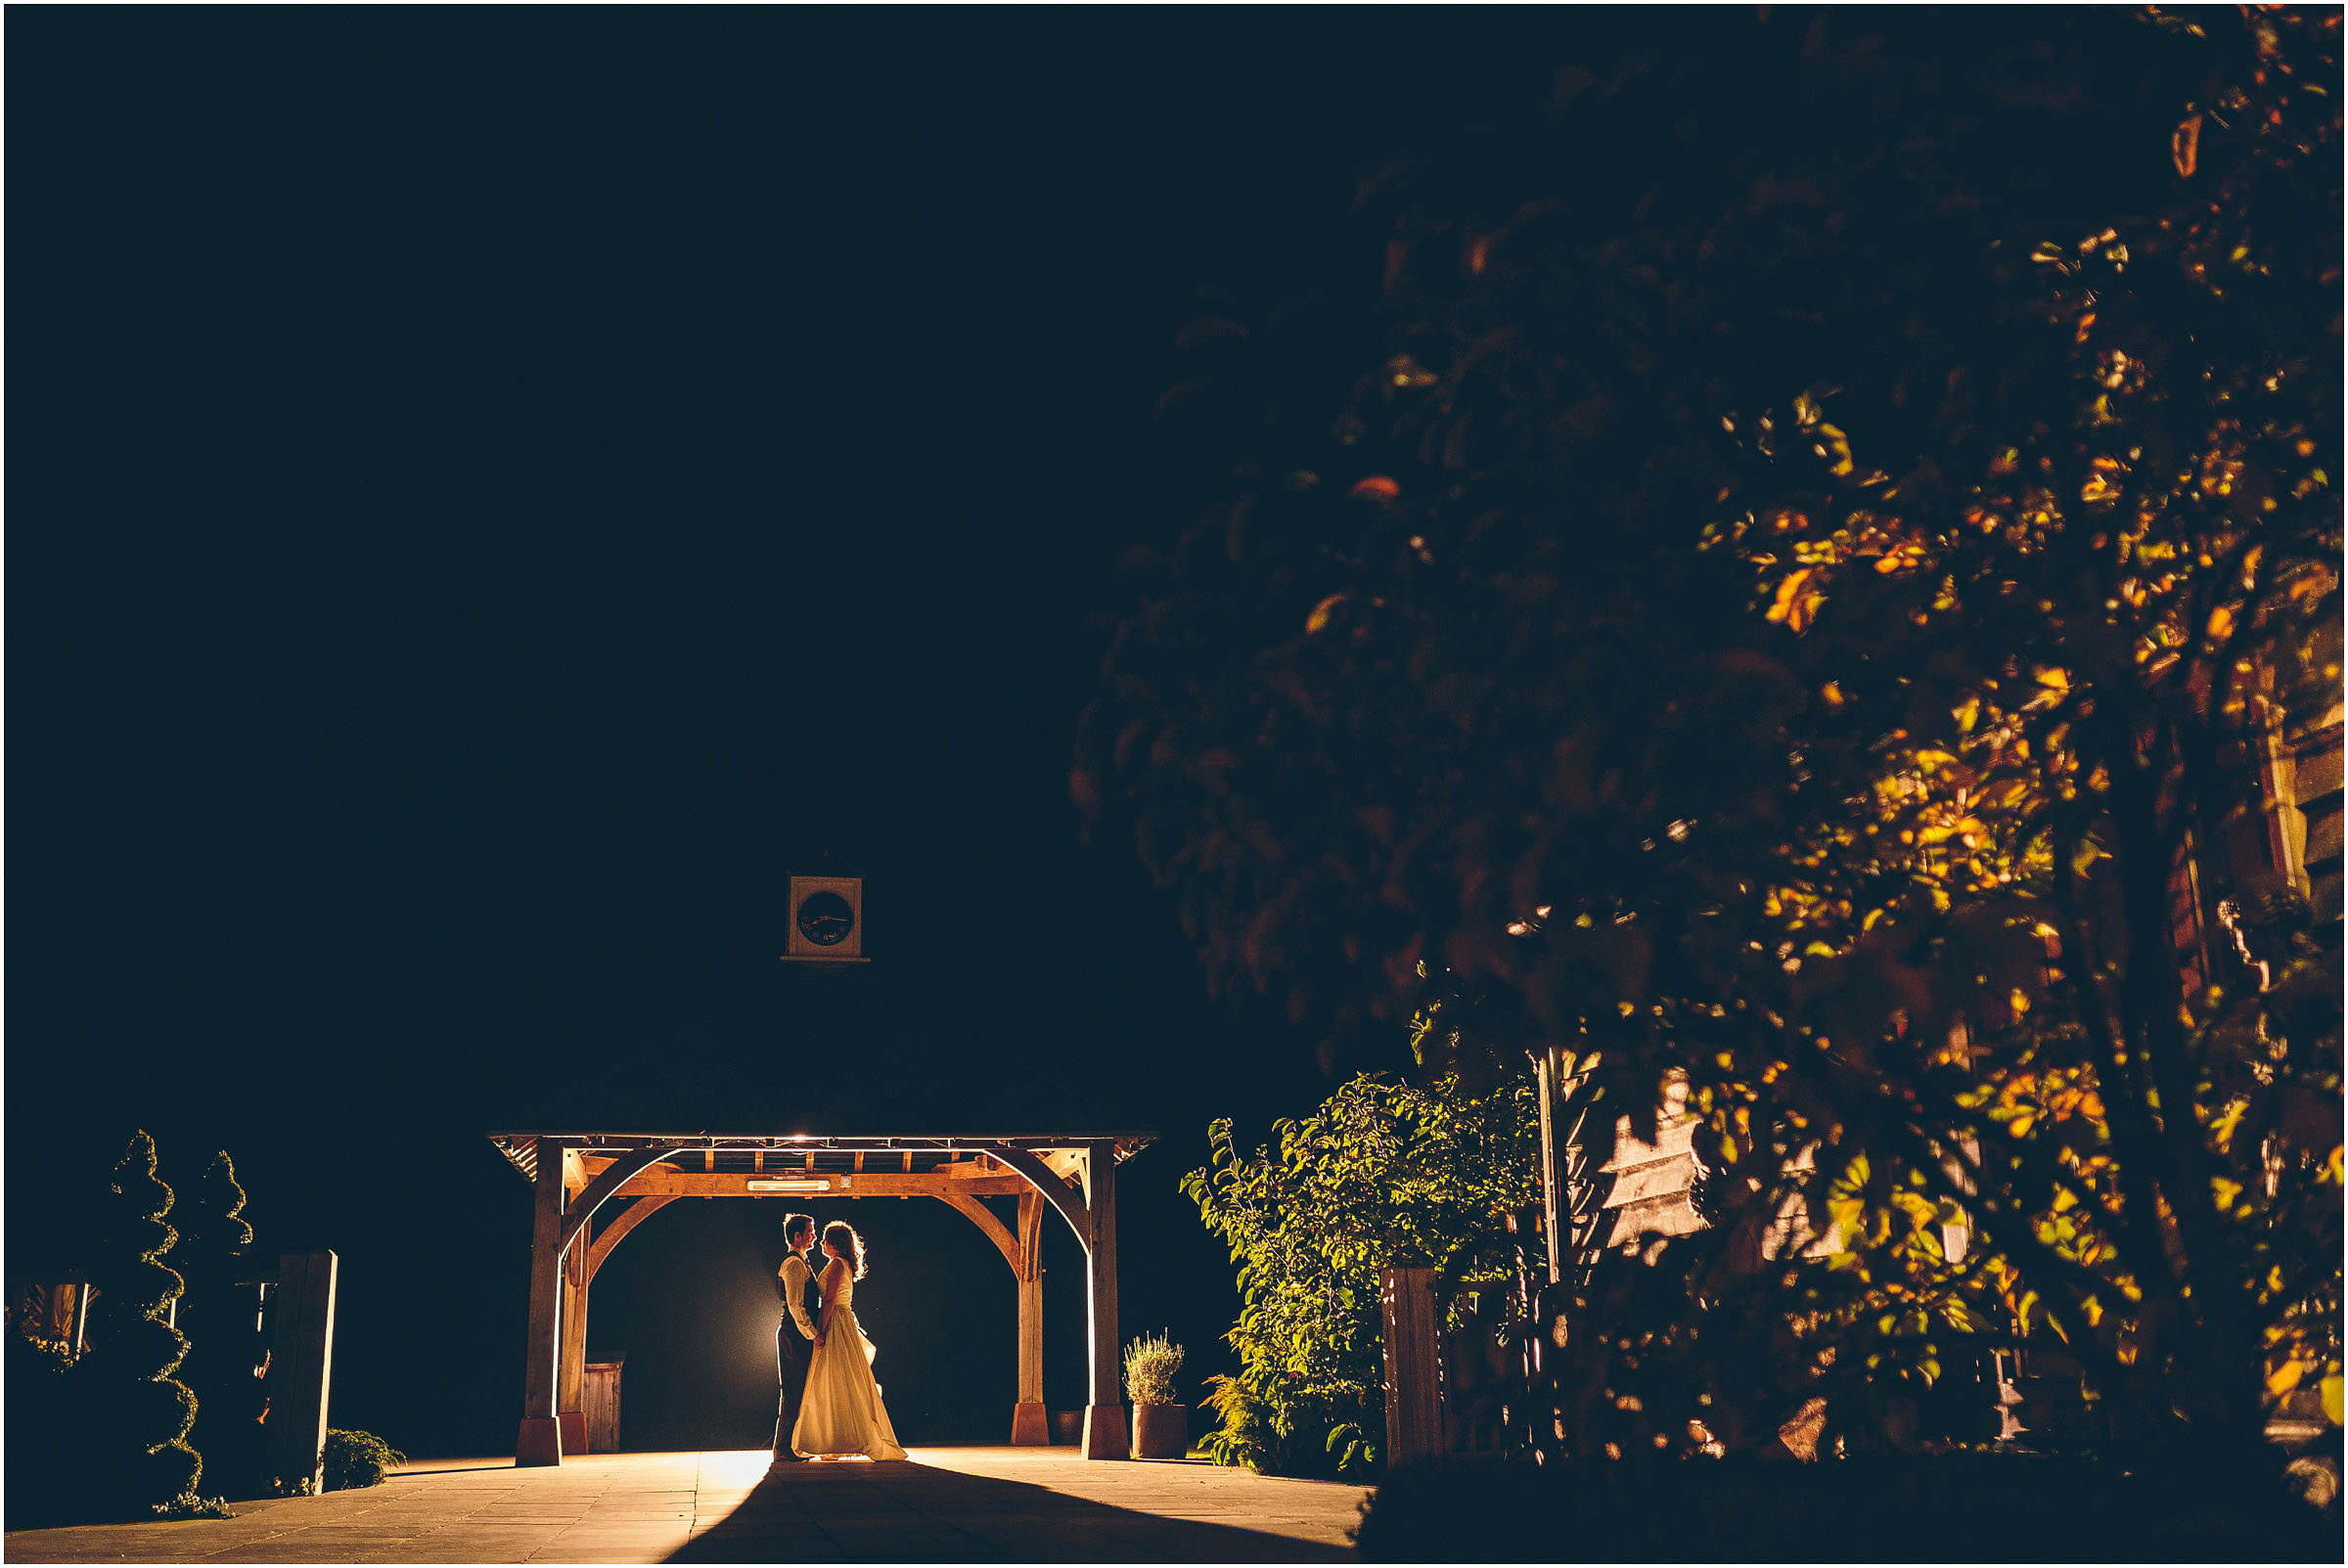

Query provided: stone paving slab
[5,1448,1366,1562]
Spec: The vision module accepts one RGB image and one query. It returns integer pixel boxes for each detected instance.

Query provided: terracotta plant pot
[1130,1402,1189,1459]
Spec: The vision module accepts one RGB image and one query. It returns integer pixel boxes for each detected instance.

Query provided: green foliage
[150,1492,235,1520]
[1182,1072,1540,1477]
[183,1151,254,1254]
[1324,1420,1374,1476]
[1122,1331,1185,1406]
[1089,8,2342,1475]
[77,1132,203,1514]
[321,1428,406,1492]
[178,1151,268,1500]
[13,1330,76,1378]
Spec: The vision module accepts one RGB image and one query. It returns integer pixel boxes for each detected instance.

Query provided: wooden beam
[555,1147,674,1263]
[611,1172,1029,1198]
[703,1147,714,1173]
[985,1144,1093,1253]
[587,1195,677,1284]
[935,1189,1022,1276]
[754,1150,765,1173]
[854,1151,865,1173]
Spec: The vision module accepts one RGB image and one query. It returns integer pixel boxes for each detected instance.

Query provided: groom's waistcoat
[778,1251,819,1337]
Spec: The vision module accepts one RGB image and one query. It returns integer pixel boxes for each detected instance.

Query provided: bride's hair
[821,1220,867,1279]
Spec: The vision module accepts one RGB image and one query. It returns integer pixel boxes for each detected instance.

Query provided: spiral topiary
[78,1133,203,1513]
[178,1150,267,1499]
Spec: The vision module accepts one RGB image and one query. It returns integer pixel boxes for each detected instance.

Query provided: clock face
[795,890,855,948]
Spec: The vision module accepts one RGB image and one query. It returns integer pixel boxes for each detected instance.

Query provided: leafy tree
[1181,1072,1539,1477]
[178,1151,268,1499]
[77,1132,203,1513]
[1663,5,2344,1475]
[1084,7,2341,1477]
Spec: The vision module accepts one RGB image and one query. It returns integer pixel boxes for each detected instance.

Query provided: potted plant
[1123,1331,1188,1459]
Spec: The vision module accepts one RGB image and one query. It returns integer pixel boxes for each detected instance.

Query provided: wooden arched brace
[556,1146,674,1263]
[585,1194,677,1284]
[934,1189,1023,1277]
[985,1144,1093,1254]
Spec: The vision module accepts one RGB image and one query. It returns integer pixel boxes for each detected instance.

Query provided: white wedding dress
[790,1263,907,1460]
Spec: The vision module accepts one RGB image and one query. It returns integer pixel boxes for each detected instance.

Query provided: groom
[773,1212,820,1461]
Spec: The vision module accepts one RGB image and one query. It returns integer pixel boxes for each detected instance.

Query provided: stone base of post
[558,1410,587,1456]
[1079,1405,1129,1460]
[516,1416,564,1467]
[1011,1401,1050,1446]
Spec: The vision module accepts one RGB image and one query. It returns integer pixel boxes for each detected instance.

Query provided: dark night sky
[8,10,1581,1456]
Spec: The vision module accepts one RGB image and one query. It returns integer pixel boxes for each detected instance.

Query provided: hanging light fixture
[746,1178,831,1193]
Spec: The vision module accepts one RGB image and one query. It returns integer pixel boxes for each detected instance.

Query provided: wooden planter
[1129,1402,1189,1459]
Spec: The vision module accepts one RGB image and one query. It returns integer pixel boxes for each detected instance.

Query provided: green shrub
[151,1492,235,1520]
[78,1133,203,1515]
[1182,1072,1539,1480]
[321,1429,406,1492]
[178,1151,268,1500]
[1123,1332,1185,1406]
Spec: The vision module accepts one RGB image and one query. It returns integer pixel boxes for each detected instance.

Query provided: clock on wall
[783,875,866,963]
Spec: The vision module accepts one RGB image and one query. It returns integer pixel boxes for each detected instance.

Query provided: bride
[790,1221,907,1461]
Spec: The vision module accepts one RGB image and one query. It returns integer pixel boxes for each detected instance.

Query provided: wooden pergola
[489,1130,1154,1465]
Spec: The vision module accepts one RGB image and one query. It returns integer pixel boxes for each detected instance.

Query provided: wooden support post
[1079,1142,1127,1459]
[517,1137,565,1466]
[1381,1266,1443,1465]
[267,1250,338,1493]
[1012,1189,1048,1445]
[558,1234,589,1456]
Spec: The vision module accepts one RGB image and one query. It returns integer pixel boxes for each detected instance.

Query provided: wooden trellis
[488,1131,1152,1464]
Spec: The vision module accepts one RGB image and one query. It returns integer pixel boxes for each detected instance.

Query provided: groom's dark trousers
[775,1249,819,1457]
[775,1323,811,1456]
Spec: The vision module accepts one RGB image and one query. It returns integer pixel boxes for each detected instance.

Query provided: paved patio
[4,1448,1368,1562]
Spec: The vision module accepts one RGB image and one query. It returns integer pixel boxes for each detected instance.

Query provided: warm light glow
[746,1178,830,1193]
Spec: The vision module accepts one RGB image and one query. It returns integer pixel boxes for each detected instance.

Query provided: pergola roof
[487,1130,1155,1187]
